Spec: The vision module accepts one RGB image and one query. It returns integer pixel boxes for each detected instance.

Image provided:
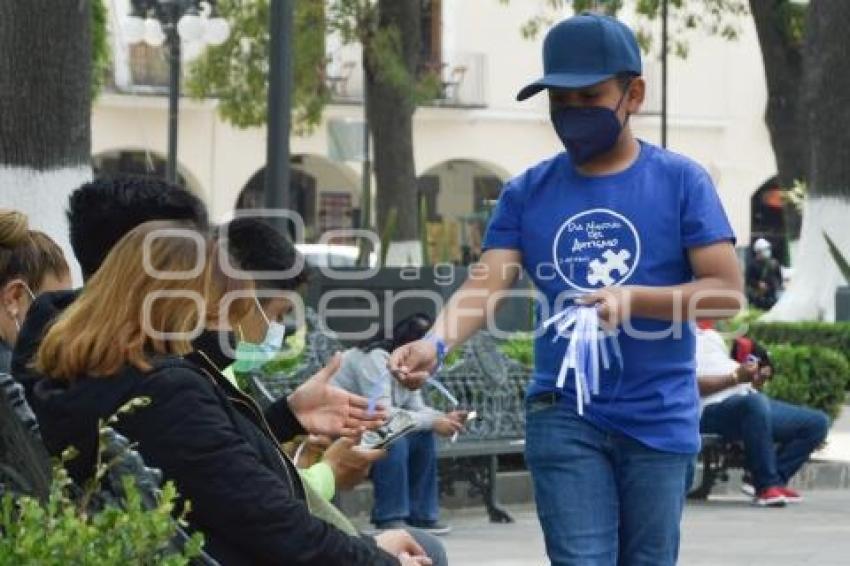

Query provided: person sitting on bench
[696,322,830,507]
[333,313,468,535]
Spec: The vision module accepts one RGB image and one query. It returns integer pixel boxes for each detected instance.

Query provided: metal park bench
[246,309,530,523]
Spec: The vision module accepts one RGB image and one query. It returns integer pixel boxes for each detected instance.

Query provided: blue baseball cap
[516,12,642,101]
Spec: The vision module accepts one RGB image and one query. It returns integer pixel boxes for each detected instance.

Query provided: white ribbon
[542,305,623,416]
[368,369,458,415]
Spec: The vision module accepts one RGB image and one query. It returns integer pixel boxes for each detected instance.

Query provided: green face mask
[232,340,278,374]
[232,297,286,374]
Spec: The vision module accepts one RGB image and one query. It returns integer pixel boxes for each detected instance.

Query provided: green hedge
[748,322,850,362]
[500,334,534,368]
[497,334,849,420]
[763,344,850,421]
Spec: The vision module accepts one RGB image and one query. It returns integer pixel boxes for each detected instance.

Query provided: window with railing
[324,0,486,108]
[324,51,487,109]
[129,43,171,92]
[107,43,174,94]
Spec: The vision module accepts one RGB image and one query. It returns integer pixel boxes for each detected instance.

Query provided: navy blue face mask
[550,86,631,165]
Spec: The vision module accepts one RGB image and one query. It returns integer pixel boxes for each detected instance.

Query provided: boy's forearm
[629,276,744,322]
[431,250,522,350]
[431,279,495,350]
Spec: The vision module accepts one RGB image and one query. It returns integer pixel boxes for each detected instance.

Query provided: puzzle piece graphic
[587,249,632,287]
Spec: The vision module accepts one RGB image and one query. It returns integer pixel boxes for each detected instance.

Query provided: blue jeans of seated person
[700,393,830,491]
[525,394,691,566]
[371,430,440,525]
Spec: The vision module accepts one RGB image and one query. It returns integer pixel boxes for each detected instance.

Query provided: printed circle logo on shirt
[552,208,641,292]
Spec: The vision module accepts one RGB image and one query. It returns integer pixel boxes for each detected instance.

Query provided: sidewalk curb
[338,461,850,519]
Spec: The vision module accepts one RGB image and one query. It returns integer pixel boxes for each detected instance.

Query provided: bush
[0,471,203,565]
[500,334,534,368]
[0,400,203,565]
[763,344,850,421]
[714,307,764,336]
[748,322,850,363]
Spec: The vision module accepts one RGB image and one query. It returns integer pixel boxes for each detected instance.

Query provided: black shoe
[406,519,452,536]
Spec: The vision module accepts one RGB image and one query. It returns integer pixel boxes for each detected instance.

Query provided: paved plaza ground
[439,406,850,565]
[441,489,850,565]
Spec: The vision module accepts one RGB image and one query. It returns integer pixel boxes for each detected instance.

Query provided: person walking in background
[0,209,70,372]
[334,313,468,536]
[388,12,743,565]
[746,238,783,310]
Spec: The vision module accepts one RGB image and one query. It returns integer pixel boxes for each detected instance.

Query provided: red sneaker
[778,487,802,503]
[754,487,787,507]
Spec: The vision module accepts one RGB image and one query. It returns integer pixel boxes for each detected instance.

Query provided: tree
[186,0,328,133]
[363,0,422,243]
[747,0,808,189]
[763,0,850,321]
[0,1,101,282]
[188,0,437,248]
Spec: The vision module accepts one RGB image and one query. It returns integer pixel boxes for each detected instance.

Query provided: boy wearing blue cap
[389,12,743,565]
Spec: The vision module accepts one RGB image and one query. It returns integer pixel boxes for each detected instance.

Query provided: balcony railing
[425,52,488,109]
[110,43,488,110]
[325,51,488,109]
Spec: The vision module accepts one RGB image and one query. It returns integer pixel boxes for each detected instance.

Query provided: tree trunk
[748,0,808,188]
[0,1,92,282]
[364,0,421,262]
[762,0,850,321]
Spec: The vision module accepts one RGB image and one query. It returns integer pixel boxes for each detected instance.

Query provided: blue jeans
[525,394,691,566]
[700,393,830,491]
[371,430,439,525]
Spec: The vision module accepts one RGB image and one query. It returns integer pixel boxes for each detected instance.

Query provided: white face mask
[254,297,285,351]
[759,249,772,260]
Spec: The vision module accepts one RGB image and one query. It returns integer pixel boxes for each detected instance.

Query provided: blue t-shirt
[483,141,735,454]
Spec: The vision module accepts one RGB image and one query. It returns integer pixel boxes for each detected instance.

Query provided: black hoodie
[20,292,398,565]
[30,350,398,565]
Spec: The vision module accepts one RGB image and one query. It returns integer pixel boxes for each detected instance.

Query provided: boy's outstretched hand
[388,338,438,390]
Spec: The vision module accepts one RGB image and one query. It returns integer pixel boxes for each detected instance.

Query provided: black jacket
[11,289,79,397]
[29,340,397,564]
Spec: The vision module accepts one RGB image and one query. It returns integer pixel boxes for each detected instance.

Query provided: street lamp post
[265,0,294,222]
[121,1,230,184]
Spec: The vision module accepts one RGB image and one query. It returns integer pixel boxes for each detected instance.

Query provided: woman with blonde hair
[0,209,71,372]
[31,220,432,566]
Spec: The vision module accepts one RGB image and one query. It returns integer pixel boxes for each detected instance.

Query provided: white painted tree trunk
[761,197,850,322]
[0,167,90,284]
[0,1,92,285]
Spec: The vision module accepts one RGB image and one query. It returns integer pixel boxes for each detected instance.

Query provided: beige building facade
[96,0,776,247]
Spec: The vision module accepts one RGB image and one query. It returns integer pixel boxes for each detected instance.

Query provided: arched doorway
[92,149,201,195]
[417,159,511,263]
[236,154,360,242]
